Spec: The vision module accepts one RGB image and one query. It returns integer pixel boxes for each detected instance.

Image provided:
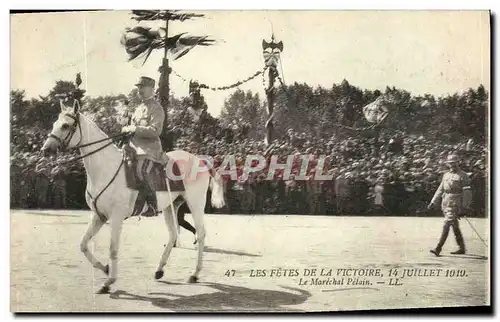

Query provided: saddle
[123,145,185,192]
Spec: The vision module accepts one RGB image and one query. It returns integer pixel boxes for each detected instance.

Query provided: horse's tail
[209,170,225,208]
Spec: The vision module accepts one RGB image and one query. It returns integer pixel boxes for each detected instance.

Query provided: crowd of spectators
[10,109,487,218]
[173,123,487,217]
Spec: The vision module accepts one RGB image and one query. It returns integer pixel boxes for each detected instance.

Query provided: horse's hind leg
[80,213,107,274]
[184,198,206,283]
[154,203,178,280]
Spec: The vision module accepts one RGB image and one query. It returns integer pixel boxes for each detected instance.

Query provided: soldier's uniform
[129,103,164,161]
[124,77,165,215]
[429,154,472,256]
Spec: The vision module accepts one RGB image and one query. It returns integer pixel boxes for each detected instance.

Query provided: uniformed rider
[122,76,165,217]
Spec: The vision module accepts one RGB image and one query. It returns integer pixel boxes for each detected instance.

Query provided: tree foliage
[10,77,488,215]
[219,89,266,139]
[217,82,488,145]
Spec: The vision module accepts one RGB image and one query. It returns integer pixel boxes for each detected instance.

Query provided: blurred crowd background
[10,79,488,217]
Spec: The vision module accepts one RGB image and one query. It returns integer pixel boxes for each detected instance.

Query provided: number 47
[224,270,236,277]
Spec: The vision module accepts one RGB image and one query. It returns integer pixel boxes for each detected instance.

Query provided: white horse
[41,100,225,294]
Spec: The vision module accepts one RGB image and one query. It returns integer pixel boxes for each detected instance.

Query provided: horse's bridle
[48,112,83,152]
[47,110,132,165]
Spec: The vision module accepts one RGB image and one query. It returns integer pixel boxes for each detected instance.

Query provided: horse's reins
[48,110,132,222]
[49,113,132,165]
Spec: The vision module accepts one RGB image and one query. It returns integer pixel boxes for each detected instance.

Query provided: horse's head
[41,99,82,157]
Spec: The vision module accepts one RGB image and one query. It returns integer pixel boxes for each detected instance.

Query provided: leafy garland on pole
[121,10,216,152]
[171,68,266,91]
[261,34,283,146]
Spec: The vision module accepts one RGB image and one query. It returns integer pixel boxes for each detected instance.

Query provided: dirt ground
[10,210,490,312]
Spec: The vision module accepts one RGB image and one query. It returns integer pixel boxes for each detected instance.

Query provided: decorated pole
[121,10,215,152]
[265,66,277,146]
[262,34,283,146]
[158,16,171,150]
[73,72,85,105]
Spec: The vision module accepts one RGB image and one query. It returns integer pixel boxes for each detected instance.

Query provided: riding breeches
[136,157,155,183]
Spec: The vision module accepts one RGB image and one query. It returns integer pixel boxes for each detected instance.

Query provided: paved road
[10,210,490,312]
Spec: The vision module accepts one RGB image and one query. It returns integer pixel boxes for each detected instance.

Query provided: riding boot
[143,183,158,217]
[138,158,158,217]
[139,178,158,217]
[149,191,159,216]
[132,184,147,217]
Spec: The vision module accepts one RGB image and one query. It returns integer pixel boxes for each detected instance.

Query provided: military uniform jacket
[129,96,165,163]
[431,169,472,221]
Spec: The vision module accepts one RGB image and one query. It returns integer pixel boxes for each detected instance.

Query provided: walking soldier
[428,154,472,256]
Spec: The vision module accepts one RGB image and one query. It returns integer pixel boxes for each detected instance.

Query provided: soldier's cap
[445,154,460,164]
[135,76,156,88]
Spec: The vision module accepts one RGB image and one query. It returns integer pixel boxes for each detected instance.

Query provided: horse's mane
[79,112,109,137]
[77,112,122,152]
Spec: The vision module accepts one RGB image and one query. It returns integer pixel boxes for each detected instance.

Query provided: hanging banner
[362,96,389,123]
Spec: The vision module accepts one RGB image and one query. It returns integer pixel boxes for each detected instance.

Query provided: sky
[10,10,490,116]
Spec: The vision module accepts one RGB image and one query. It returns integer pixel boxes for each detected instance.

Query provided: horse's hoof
[104,264,109,275]
[188,275,198,283]
[97,285,110,294]
[155,270,164,280]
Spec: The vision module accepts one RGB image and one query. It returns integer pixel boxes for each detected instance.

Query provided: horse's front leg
[80,213,107,273]
[98,215,124,294]
[155,203,178,280]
